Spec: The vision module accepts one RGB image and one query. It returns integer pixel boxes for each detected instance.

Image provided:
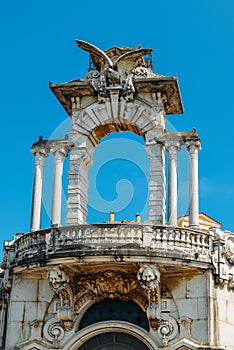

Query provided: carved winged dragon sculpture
[76,40,158,94]
[76,39,152,74]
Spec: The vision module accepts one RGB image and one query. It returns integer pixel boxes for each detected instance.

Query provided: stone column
[146,142,166,225]
[186,140,201,229]
[30,146,48,232]
[51,146,69,227]
[165,141,180,226]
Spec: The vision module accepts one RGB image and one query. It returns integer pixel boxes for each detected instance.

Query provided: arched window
[79,298,149,331]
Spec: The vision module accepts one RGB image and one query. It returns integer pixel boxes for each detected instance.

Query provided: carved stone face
[48,268,68,288]
[142,267,156,283]
[137,265,160,290]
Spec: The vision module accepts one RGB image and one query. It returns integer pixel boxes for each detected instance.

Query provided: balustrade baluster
[181,230,186,246]
[138,228,142,244]
[168,229,174,246]
[155,229,161,247]
[131,228,135,242]
[104,228,108,240]
[161,229,167,246]
[124,227,128,238]
[110,227,115,240]
[201,234,207,249]
[186,231,192,247]
[174,230,180,246]
[197,234,202,248]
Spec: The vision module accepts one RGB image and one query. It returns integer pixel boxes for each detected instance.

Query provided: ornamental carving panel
[72,269,148,313]
[225,235,234,265]
[75,270,138,298]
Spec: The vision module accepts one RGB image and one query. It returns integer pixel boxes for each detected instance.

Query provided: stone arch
[63,321,158,350]
[73,100,164,145]
[67,98,166,225]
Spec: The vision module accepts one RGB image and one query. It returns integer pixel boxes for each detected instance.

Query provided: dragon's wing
[115,48,152,71]
[76,40,113,69]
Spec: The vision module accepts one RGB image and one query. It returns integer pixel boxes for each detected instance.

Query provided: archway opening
[79,298,149,331]
[87,131,149,223]
[77,331,151,350]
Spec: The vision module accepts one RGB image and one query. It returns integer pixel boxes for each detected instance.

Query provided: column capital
[31,145,49,158]
[165,141,181,155]
[50,143,72,158]
[186,140,201,153]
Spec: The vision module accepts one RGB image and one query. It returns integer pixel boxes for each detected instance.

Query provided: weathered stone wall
[5,276,53,348]
[170,273,209,344]
[214,287,234,348]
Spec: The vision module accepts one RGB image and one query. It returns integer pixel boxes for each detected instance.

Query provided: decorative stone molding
[211,228,234,289]
[158,315,178,348]
[159,320,174,347]
[178,316,192,339]
[76,270,138,297]
[43,317,65,346]
[225,235,234,265]
[47,267,151,332]
[29,320,44,341]
[48,265,74,330]
[73,270,148,312]
[137,264,161,329]
[1,243,15,292]
[63,321,157,350]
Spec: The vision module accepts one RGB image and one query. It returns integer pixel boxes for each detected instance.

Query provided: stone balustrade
[10,224,213,265]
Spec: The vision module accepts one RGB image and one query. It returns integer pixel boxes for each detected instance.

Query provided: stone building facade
[0,40,234,349]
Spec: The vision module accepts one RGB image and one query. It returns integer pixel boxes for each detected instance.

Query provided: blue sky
[0,0,234,250]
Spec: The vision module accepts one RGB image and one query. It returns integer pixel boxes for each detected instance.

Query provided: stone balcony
[4,224,214,269]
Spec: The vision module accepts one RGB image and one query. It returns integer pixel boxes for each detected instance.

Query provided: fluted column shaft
[51,147,68,226]
[166,142,180,226]
[186,141,201,229]
[30,147,48,231]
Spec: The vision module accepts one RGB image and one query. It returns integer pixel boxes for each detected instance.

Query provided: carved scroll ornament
[48,265,74,331]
